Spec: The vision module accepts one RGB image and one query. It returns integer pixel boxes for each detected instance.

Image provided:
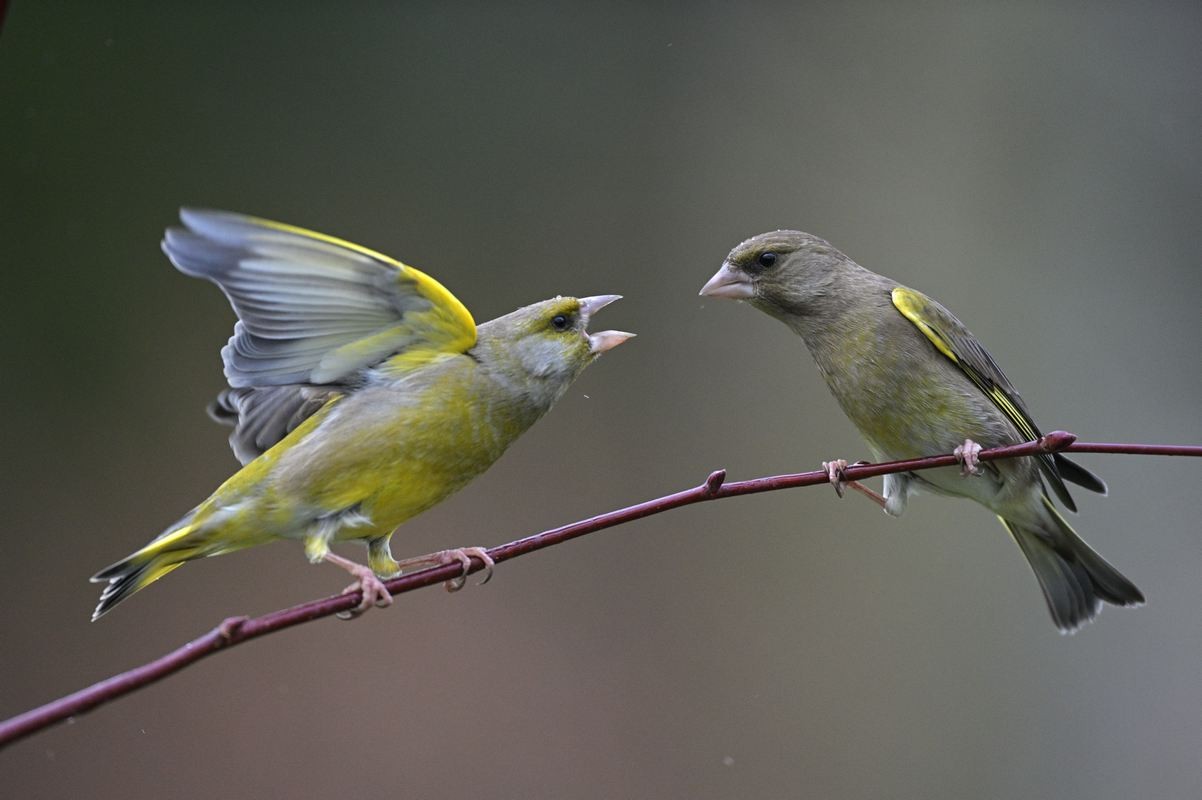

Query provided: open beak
[698,262,754,299]
[579,294,636,354]
[579,294,622,318]
[588,330,636,353]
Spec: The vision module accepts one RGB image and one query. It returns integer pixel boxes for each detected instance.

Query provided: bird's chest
[805,324,997,460]
[276,379,525,526]
[354,403,516,521]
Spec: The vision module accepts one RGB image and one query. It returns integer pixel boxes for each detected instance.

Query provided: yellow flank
[298,368,530,535]
[104,359,491,607]
[209,395,346,502]
[166,354,524,559]
[891,287,957,362]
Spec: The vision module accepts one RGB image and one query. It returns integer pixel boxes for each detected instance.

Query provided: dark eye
[757,252,778,269]
[550,314,571,331]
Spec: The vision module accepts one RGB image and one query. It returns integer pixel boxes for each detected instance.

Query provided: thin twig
[1,433,1198,749]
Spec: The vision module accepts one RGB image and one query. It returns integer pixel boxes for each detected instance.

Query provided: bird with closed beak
[92,210,633,620]
[700,230,1142,632]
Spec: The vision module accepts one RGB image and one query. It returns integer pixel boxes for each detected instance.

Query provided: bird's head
[699,230,851,321]
[477,295,634,401]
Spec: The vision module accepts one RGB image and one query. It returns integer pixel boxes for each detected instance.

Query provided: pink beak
[579,295,635,354]
[699,263,754,299]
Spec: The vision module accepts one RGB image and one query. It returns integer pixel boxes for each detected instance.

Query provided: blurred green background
[2,2,1200,797]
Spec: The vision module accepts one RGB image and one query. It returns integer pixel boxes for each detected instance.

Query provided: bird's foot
[823,459,850,497]
[337,571,393,620]
[395,547,495,593]
[953,438,982,477]
[322,552,394,620]
[442,547,495,592]
[822,459,887,509]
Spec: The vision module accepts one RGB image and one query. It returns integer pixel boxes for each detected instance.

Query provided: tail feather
[91,558,188,620]
[1053,453,1108,496]
[90,522,204,620]
[999,496,1143,633]
[1039,496,1143,606]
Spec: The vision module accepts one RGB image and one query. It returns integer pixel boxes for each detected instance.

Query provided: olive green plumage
[91,210,633,619]
[701,230,1143,632]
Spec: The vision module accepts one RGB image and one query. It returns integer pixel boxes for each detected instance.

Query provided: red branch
[1,433,1199,749]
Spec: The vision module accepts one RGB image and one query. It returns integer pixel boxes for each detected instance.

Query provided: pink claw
[954,438,983,477]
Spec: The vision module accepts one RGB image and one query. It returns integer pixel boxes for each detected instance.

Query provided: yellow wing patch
[893,285,1043,446]
[891,287,957,362]
[254,215,477,355]
[892,284,1084,510]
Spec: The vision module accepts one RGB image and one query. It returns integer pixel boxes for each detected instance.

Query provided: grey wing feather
[163,209,434,388]
[209,385,340,465]
[164,208,478,463]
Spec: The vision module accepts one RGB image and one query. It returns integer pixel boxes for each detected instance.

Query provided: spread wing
[891,286,1105,511]
[164,208,477,463]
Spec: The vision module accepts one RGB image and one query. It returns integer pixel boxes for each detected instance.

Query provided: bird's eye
[757,252,778,269]
[550,314,571,331]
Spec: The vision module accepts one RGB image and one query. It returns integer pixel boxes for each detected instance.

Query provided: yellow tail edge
[90,524,201,620]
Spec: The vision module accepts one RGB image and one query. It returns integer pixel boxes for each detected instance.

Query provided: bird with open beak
[92,210,634,619]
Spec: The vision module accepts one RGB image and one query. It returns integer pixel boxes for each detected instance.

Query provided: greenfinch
[700,230,1142,632]
[91,210,633,620]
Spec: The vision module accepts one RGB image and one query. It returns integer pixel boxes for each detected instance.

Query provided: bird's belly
[862,427,1035,514]
[347,462,478,537]
[829,361,1006,459]
[826,364,1030,511]
[294,413,510,540]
